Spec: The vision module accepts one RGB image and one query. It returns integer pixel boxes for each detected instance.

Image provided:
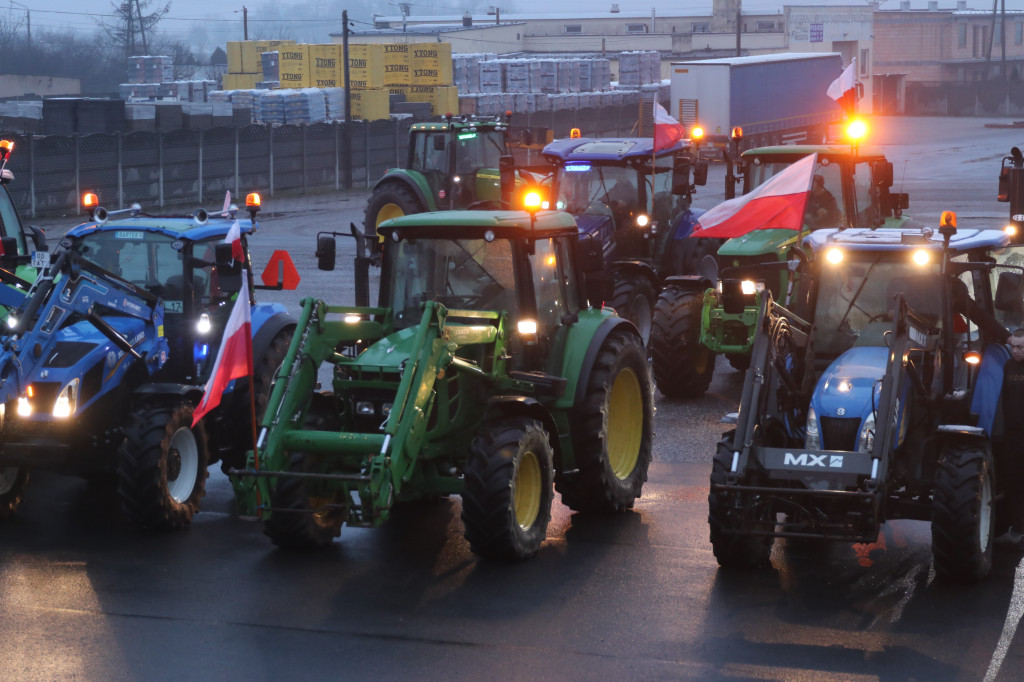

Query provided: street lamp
[6,0,29,48]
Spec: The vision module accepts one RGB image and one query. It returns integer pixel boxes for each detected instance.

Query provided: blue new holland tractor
[0,194,296,529]
[708,214,1024,583]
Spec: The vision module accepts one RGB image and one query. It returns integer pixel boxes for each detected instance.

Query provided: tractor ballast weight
[708,221,1022,583]
[233,209,655,561]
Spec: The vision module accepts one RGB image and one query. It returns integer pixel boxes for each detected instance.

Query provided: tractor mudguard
[484,395,561,456]
[251,305,296,361]
[610,259,658,288]
[133,382,203,400]
[970,343,1011,436]
[373,171,437,213]
[554,310,635,411]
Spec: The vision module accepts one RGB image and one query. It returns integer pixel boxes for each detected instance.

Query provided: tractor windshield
[555,163,637,220]
[813,256,943,357]
[388,237,517,329]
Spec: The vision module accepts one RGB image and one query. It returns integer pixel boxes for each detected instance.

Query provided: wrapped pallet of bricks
[406,85,458,116]
[258,89,288,125]
[323,87,346,120]
[285,87,327,124]
[410,43,453,86]
[383,43,411,87]
[308,44,342,88]
[453,54,481,94]
[504,60,531,93]
[348,44,385,89]
[279,45,309,88]
[350,88,390,121]
[617,51,642,86]
[479,60,503,93]
[261,51,280,82]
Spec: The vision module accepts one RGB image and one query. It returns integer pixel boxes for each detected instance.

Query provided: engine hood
[357,327,422,370]
[812,346,887,421]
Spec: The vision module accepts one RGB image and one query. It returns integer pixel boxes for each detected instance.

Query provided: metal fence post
[117,131,124,208]
[334,123,340,192]
[365,122,371,188]
[27,134,35,218]
[395,119,400,167]
[302,125,308,195]
[158,132,164,208]
[269,126,275,196]
[198,130,204,206]
[234,126,240,200]
[74,135,80,215]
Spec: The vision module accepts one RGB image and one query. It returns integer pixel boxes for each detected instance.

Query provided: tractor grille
[820,417,860,452]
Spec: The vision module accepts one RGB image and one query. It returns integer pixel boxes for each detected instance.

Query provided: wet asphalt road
[6,116,1024,681]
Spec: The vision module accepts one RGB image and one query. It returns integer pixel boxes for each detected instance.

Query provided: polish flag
[827,59,858,115]
[653,101,685,152]
[224,219,244,262]
[690,154,818,239]
[192,272,253,427]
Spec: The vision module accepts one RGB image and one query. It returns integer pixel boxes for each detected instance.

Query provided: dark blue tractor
[0,195,297,530]
[541,136,708,343]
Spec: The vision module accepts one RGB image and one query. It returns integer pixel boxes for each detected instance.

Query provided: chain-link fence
[4,104,642,218]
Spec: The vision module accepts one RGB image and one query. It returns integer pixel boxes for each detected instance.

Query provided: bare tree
[96,0,171,61]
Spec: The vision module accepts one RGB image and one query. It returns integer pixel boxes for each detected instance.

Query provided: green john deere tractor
[651,141,918,398]
[231,207,654,561]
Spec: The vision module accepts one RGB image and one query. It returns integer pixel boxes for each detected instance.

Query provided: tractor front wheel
[462,418,554,561]
[364,183,424,241]
[651,284,715,398]
[708,431,774,569]
[608,275,656,345]
[117,403,209,530]
[0,467,29,520]
[932,440,995,584]
[559,328,654,513]
[264,451,347,550]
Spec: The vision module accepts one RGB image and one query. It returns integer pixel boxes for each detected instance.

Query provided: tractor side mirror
[671,155,691,196]
[499,155,516,206]
[995,271,1024,312]
[214,242,243,293]
[0,236,16,261]
[574,235,604,273]
[692,159,709,187]
[27,225,46,253]
[1000,165,1011,202]
[317,234,337,271]
[888,192,909,211]
[873,160,894,188]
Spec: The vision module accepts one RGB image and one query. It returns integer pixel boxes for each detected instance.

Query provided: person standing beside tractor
[997,329,1024,546]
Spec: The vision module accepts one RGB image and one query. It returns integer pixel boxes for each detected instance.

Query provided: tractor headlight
[825,247,844,264]
[382,402,393,416]
[517,319,538,335]
[858,412,876,453]
[356,401,375,415]
[6,313,17,330]
[16,395,31,417]
[805,406,820,449]
[197,313,212,335]
[53,379,79,419]
[635,214,650,228]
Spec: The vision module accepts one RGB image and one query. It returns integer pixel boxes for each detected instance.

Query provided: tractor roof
[66,215,256,242]
[542,137,688,163]
[379,209,578,239]
[742,145,888,161]
[804,227,1010,253]
[410,117,508,133]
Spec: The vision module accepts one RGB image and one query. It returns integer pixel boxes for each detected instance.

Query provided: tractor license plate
[31,251,49,269]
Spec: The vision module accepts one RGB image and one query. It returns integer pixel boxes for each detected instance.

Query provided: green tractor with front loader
[651,140,918,399]
[231,206,654,561]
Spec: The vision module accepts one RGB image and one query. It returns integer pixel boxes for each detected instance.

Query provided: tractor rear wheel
[609,275,655,345]
[931,440,995,584]
[462,418,554,561]
[364,183,424,240]
[559,328,653,513]
[117,402,209,530]
[264,450,347,550]
[651,284,715,398]
[0,466,29,520]
[708,431,774,569]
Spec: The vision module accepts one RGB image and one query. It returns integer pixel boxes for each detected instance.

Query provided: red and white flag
[192,272,253,426]
[653,101,685,152]
[224,219,244,262]
[827,59,858,114]
[690,154,818,239]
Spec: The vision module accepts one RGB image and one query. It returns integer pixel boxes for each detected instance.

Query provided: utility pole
[735,10,741,57]
[135,0,147,53]
[243,5,248,40]
[342,9,352,189]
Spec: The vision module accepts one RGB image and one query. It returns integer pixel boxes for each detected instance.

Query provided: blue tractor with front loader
[0,194,296,529]
[708,214,1024,583]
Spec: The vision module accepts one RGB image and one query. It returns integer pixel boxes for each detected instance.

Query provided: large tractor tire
[462,417,554,561]
[364,183,425,239]
[117,402,209,531]
[651,284,715,399]
[558,327,654,513]
[931,440,995,584]
[608,275,656,346]
[0,467,29,520]
[708,431,774,569]
[264,450,347,550]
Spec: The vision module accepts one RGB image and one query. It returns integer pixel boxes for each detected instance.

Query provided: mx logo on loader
[783,453,845,468]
